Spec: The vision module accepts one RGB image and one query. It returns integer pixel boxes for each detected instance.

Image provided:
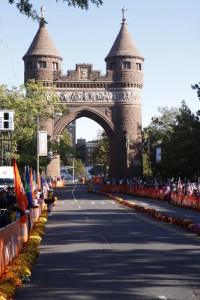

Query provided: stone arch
[53,106,114,139]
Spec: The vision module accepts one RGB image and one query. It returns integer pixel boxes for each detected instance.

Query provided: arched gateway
[23,8,144,179]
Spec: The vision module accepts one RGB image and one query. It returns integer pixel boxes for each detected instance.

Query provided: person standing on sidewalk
[46,189,55,216]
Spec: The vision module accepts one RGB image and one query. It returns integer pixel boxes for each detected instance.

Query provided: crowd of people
[0,179,56,229]
[101,176,200,198]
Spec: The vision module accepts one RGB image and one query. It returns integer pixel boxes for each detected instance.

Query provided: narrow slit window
[122,62,131,69]
[38,61,47,69]
[136,63,142,70]
[52,62,58,70]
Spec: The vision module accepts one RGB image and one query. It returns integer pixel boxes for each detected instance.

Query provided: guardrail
[100,184,200,208]
[0,202,45,278]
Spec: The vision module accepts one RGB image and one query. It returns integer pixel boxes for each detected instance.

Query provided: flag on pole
[30,168,35,200]
[13,157,28,212]
[37,172,41,191]
[41,175,44,198]
[33,170,36,191]
[178,176,182,189]
[25,165,33,209]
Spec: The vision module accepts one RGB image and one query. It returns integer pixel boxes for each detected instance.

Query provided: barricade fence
[100,184,200,208]
[0,201,45,278]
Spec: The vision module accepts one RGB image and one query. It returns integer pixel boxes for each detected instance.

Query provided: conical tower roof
[23,25,62,60]
[105,9,143,61]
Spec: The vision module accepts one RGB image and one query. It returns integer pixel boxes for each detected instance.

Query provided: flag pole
[37,116,39,184]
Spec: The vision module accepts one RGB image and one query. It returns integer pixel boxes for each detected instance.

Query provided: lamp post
[72,158,75,182]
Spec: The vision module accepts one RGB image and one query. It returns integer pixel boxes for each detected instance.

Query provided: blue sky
[0,0,200,141]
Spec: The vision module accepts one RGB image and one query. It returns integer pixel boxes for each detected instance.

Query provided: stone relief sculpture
[56,90,141,103]
[80,68,89,79]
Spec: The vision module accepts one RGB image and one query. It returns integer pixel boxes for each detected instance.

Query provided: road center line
[100,235,109,244]
[158,296,167,300]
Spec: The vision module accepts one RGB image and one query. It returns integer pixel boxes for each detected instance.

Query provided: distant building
[76,138,98,166]
[85,141,98,165]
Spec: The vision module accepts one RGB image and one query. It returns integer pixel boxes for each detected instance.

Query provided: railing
[0,201,45,278]
[100,184,200,208]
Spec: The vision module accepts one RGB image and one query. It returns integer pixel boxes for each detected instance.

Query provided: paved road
[15,183,200,300]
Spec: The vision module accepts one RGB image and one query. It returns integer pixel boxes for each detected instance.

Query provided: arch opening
[53,107,112,179]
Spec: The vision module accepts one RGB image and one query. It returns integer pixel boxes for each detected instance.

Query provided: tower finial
[122,7,127,24]
[41,5,45,19]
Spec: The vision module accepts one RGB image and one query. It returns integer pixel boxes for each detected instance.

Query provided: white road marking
[91,201,95,204]
[78,205,81,209]
[100,235,109,244]
[158,296,167,300]
[101,201,105,204]
[85,216,89,221]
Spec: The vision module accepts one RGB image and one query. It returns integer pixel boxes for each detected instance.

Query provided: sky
[0,0,200,141]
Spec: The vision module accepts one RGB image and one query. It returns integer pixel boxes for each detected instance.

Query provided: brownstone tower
[23,7,144,179]
[23,23,63,85]
[105,8,144,177]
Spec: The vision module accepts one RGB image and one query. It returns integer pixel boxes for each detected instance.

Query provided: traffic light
[0,111,14,131]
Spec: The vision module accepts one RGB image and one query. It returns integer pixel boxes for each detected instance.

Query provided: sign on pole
[156,147,161,162]
[39,131,47,156]
[0,111,14,131]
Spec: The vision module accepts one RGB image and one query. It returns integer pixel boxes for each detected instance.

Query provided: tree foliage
[0,80,60,170]
[59,129,75,166]
[90,131,109,175]
[143,103,200,180]
[8,0,103,23]
[191,82,200,101]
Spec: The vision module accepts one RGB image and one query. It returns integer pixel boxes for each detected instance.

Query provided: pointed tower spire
[105,8,143,60]
[23,6,62,84]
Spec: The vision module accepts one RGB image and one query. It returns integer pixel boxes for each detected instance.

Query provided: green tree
[163,102,200,180]
[143,103,200,180]
[143,106,180,178]
[8,0,103,23]
[191,82,200,101]
[74,159,86,179]
[91,131,109,175]
[59,129,75,166]
[0,80,61,170]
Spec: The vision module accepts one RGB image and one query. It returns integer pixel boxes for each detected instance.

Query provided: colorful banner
[30,168,35,200]
[13,157,28,212]
[25,165,33,209]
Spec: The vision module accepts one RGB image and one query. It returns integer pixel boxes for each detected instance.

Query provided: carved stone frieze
[55,89,142,104]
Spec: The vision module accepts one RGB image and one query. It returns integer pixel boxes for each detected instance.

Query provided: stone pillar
[110,101,143,178]
[47,155,60,179]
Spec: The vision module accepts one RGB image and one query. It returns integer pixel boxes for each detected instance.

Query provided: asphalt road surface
[15,183,200,300]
